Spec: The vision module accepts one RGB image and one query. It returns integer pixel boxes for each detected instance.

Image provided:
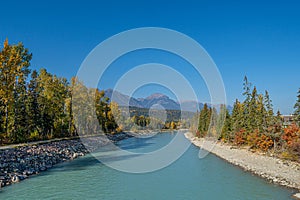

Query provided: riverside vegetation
[0,39,180,187]
[0,39,180,146]
[191,76,300,163]
[0,39,118,144]
[0,39,299,160]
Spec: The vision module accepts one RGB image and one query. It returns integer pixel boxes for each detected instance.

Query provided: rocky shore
[184,132,300,192]
[0,132,131,188]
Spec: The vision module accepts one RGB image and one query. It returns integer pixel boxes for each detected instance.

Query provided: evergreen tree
[264,90,274,128]
[95,89,108,133]
[256,94,267,132]
[247,86,258,132]
[13,68,29,142]
[242,76,252,103]
[27,70,41,138]
[231,99,244,133]
[220,107,232,142]
[294,88,300,125]
[242,76,252,117]
[198,104,211,137]
[65,77,77,136]
[37,69,54,138]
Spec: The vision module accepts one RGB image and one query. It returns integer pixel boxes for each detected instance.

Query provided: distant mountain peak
[146,93,168,99]
[104,89,179,110]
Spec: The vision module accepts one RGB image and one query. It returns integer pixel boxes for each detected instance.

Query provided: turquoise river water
[0,132,296,199]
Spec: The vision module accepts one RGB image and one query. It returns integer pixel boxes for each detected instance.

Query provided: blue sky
[1,0,300,114]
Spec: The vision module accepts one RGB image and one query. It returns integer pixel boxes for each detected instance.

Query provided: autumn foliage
[282,124,300,147]
[234,129,246,146]
[281,124,300,160]
[195,77,300,162]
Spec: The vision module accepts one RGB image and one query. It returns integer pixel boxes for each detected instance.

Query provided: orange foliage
[247,130,259,148]
[247,129,273,151]
[234,129,246,146]
[282,124,300,147]
[256,134,273,151]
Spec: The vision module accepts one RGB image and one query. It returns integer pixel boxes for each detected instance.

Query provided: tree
[64,77,77,136]
[0,39,32,142]
[170,121,177,129]
[294,88,300,125]
[0,39,125,144]
[36,69,69,138]
[256,94,267,132]
[243,76,252,100]
[242,76,252,116]
[247,86,258,132]
[220,108,232,142]
[197,104,211,137]
[231,99,244,133]
[27,70,41,138]
[263,91,281,151]
[264,90,274,128]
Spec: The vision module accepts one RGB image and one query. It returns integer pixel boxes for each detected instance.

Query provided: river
[0,132,295,199]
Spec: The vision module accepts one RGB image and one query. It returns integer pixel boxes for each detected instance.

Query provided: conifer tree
[247,86,258,132]
[220,107,232,142]
[264,90,274,128]
[198,104,211,137]
[27,70,41,137]
[231,99,244,133]
[294,88,300,125]
[257,94,267,132]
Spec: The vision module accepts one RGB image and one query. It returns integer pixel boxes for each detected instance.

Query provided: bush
[280,151,298,161]
[29,130,40,141]
[234,129,246,146]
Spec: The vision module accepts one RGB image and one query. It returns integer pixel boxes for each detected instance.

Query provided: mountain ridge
[104,89,232,112]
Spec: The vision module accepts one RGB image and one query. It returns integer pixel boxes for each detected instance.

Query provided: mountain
[104,89,232,112]
[105,89,180,110]
[180,101,204,112]
[104,89,143,108]
[138,93,180,110]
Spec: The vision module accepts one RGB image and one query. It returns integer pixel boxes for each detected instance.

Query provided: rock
[0,137,110,189]
[72,153,78,159]
[11,175,20,183]
[39,166,46,171]
[293,193,300,199]
[18,175,27,180]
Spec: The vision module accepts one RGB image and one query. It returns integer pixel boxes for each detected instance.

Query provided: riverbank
[0,132,131,188]
[184,132,300,192]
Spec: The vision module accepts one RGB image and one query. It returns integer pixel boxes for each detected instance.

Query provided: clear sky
[1,0,299,114]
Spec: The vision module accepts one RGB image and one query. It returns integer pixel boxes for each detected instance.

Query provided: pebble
[293,193,300,199]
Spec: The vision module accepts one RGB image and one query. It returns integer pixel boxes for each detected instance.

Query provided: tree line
[194,76,300,161]
[0,40,120,144]
[2,39,299,160]
[0,40,181,145]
